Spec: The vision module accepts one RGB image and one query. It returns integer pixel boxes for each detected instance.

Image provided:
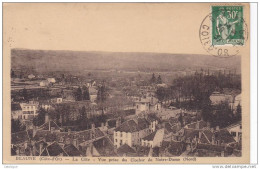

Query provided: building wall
[227,124,242,142]
[135,102,149,114]
[114,131,132,148]
[114,128,151,148]
[149,120,158,132]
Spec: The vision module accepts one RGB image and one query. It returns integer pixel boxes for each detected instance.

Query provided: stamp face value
[211,6,244,46]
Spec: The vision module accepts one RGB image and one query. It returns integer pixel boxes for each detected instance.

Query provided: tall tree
[74,87,83,101]
[157,75,162,84]
[150,73,156,84]
[236,104,242,121]
[97,84,108,114]
[83,88,90,100]
[32,108,47,126]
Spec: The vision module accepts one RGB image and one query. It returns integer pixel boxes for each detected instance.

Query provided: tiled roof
[93,136,117,156]
[215,129,236,144]
[167,141,185,156]
[38,121,62,131]
[64,144,83,157]
[197,143,225,152]
[40,142,68,156]
[186,121,207,130]
[115,118,149,133]
[142,131,156,141]
[183,128,199,140]
[11,130,30,145]
[117,144,136,156]
[146,114,160,123]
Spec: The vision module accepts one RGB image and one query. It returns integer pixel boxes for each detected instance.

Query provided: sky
[4,3,211,54]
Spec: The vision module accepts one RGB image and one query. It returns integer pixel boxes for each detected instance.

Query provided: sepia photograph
[3,3,251,164]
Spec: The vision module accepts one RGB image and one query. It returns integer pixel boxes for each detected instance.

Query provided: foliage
[11,119,26,133]
[33,108,47,126]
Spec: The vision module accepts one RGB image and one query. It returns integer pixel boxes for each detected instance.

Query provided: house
[113,118,151,148]
[20,101,39,120]
[86,80,96,87]
[11,103,23,120]
[39,80,50,87]
[146,113,160,132]
[225,122,242,143]
[210,92,233,105]
[28,74,35,79]
[134,98,151,114]
[141,128,164,148]
[47,78,56,83]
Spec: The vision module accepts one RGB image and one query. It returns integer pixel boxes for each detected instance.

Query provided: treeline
[156,72,241,107]
[33,106,108,131]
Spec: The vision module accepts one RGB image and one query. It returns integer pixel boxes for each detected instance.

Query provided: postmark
[199,5,248,57]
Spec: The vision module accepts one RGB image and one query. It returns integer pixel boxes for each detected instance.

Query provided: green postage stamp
[211,6,244,46]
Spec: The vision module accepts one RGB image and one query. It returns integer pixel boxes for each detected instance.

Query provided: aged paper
[3,3,250,164]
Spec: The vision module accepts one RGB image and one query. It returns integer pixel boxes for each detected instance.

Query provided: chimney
[195,121,200,130]
[116,117,122,128]
[212,134,215,145]
[33,126,38,137]
[91,123,95,130]
[221,150,225,157]
[103,138,105,146]
[45,113,49,123]
[39,143,43,154]
[72,138,79,149]
[32,141,36,156]
[216,126,220,131]
[207,122,211,129]
[199,131,202,139]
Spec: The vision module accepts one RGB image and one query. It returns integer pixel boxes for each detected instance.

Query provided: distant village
[11,68,242,157]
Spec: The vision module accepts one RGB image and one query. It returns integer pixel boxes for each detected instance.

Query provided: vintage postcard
[3,3,250,164]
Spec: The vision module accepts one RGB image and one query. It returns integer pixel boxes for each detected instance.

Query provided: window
[120,133,123,137]
[120,140,122,146]
[115,139,117,143]
[231,132,236,137]
[115,133,117,137]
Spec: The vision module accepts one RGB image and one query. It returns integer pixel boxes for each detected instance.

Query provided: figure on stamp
[216,8,240,40]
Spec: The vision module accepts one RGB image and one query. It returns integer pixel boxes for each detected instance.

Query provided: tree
[83,88,90,100]
[22,88,29,101]
[178,113,184,127]
[74,87,83,101]
[32,108,47,126]
[150,73,156,84]
[97,84,108,114]
[11,119,26,133]
[157,75,162,84]
[236,104,242,121]
[156,87,166,104]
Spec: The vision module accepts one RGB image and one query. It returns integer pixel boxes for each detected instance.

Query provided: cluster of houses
[11,101,242,157]
[11,72,242,157]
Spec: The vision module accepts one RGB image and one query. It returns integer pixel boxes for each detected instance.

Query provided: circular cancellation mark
[199,11,248,58]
